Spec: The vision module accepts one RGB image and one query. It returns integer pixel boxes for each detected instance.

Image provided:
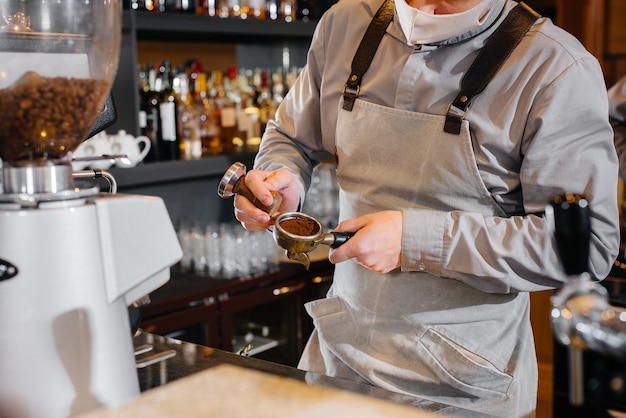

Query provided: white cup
[110,130,151,168]
[72,132,113,170]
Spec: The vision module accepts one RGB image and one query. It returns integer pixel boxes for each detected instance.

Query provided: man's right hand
[234,168,301,231]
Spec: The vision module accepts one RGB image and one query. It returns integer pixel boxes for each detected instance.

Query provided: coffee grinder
[0,1,182,417]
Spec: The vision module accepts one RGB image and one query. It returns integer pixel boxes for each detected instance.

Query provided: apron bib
[298,98,537,417]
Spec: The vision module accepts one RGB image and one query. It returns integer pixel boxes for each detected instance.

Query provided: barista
[231,0,620,416]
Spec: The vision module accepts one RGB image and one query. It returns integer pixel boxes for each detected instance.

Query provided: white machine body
[0,193,182,417]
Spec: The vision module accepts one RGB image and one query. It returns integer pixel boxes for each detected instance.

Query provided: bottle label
[160,102,177,141]
[138,110,147,129]
[221,107,237,128]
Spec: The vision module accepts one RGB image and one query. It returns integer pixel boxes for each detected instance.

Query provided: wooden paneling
[556,0,605,61]
[531,290,554,418]
[605,0,626,55]
[137,40,237,71]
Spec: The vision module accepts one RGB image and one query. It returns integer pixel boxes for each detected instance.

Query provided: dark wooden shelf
[109,152,256,188]
[128,10,317,42]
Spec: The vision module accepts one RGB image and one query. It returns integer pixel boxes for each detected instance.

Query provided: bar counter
[131,330,488,417]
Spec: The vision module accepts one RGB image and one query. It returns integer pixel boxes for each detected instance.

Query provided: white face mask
[396,0,497,45]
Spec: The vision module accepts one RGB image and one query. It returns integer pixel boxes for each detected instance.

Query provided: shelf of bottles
[126,0,321,41]
[109,1,324,187]
[137,58,300,164]
[131,0,314,21]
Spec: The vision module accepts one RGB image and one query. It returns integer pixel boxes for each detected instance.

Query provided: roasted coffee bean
[0,72,111,162]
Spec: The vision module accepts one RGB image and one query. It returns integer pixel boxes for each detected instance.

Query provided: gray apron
[298,99,537,417]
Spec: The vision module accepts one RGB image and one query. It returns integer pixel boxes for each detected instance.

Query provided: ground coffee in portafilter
[279,216,320,236]
[0,71,110,162]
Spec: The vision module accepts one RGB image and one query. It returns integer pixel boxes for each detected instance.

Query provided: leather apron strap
[341,0,395,111]
[444,2,541,134]
[341,0,541,134]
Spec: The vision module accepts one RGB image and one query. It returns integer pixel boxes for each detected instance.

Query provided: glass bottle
[218,0,230,17]
[280,0,296,22]
[258,69,275,137]
[266,0,279,20]
[297,0,313,21]
[161,0,195,12]
[155,60,181,160]
[212,70,237,154]
[248,0,265,19]
[195,71,222,156]
[173,68,202,160]
[196,0,217,16]
[141,62,161,162]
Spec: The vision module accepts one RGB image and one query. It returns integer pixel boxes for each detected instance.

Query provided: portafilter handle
[218,162,282,216]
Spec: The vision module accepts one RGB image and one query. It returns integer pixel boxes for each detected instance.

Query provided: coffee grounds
[279,216,320,236]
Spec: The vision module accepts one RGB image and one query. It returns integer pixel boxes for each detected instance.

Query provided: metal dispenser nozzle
[550,193,626,406]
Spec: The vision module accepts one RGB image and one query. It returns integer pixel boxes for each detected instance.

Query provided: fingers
[246,169,302,214]
[328,211,403,274]
[234,194,273,231]
[244,169,280,207]
[232,168,301,231]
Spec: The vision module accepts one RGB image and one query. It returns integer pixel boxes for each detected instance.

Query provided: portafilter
[218,162,352,269]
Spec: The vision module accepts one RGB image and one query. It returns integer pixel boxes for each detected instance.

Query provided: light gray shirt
[609,75,626,179]
[256,0,620,292]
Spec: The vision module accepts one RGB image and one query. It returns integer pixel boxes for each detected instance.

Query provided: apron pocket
[305,295,344,320]
[418,328,513,398]
[304,296,368,361]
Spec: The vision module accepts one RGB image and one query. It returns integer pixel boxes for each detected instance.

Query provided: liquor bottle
[139,62,161,162]
[233,67,253,148]
[266,0,279,20]
[244,93,262,153]
[144,0,158,10]
[137,63,151,138]
[297,0,313,21]
[196,0,217,16]
[155,60,181,160]
[280,0,296,22]
[248,0,265,19]
[218,0,230,17]
[235,0,249,18]
[238,68,262,151]
[130,0,145,10]
[212,70,237,154]
[195,71,222,156]
[173,68,202,160]
[257,69,275,137]
[160,0,195,12]
[272,66,286,105]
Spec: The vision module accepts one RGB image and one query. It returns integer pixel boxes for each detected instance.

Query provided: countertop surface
[128,331,488,417]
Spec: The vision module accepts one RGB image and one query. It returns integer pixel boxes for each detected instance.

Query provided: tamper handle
[551,193,590,276]
[218,162,282,216]
[233,178,282,216]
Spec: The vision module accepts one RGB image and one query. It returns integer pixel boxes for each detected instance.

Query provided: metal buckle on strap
[342,84,361,111]
[443,102,469,135]
[446,101,469,119]
[342,84,360,98]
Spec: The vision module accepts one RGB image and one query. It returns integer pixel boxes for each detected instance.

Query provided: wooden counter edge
[79,364,441,418]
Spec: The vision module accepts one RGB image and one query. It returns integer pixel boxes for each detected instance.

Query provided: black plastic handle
[330,232,354,249]
[551,194,591,276]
